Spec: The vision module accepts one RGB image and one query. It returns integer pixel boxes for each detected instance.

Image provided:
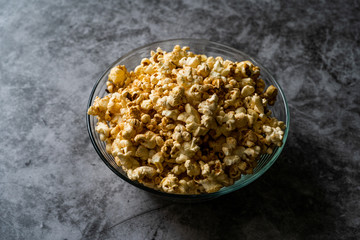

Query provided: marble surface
[1,0,359,239]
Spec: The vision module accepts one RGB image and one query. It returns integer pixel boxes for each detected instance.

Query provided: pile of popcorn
[88,45,285,194]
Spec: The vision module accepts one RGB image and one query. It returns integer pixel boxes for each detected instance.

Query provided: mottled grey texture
[0,0,359,239]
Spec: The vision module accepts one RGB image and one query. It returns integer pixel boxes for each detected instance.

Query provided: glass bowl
[86,39,290,202]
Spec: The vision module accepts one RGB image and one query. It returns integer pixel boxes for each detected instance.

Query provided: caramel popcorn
[88,45,285,194]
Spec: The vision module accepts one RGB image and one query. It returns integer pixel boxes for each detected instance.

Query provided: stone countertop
[1,0,359,239]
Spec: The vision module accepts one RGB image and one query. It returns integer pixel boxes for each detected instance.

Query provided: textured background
[1,0,359,239]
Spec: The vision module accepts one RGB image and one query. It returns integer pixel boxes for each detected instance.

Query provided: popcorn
[88,45,285,194]
[263,85,278,105]
[149,152,164,173]
[135,145,149,160]
[108,65,128,87]
[171,164,186,175]
[87,96,110,118]
[134,132,157,149]
[223,155,241,166]
[241,85,255,97]
[95,122,110,141]
[160,174,179,193]
[115,156,139,170]
[128,166,157,181]
[184,160,201,176]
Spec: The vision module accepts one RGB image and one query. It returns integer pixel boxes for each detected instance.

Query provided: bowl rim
[86,38,290,199]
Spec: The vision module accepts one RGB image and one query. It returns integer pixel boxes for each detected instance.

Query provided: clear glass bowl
[86,39,290,202]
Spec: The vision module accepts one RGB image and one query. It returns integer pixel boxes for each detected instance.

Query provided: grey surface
[1,0,359,239]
